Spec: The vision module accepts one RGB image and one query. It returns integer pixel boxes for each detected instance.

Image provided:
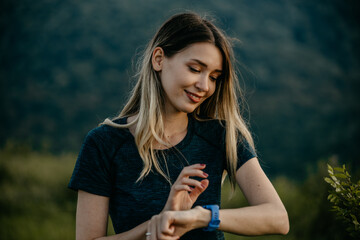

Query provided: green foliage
[324,164,360,238]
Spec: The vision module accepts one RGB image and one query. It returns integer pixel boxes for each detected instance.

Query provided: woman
[68,12,289,240]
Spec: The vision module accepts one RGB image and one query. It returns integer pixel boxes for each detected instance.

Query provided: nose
[195,74,210,92]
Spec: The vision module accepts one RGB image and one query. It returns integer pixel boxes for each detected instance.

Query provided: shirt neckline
[118,114,194,153]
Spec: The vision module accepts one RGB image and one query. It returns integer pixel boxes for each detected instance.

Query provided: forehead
[175,42,223,70]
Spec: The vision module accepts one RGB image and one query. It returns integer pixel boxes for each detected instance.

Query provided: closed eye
[210,76,218,81]
[210,74,222,81]
[189,66,200,73]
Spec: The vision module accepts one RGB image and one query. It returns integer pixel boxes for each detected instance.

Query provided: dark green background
[1,1,359,239]
[1,0,359,178]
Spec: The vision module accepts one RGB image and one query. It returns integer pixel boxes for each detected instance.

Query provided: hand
[146,207,208,240]
[162,164,209,211]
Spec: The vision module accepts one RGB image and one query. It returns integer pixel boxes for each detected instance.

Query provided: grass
[0,146,350,239]
[0,148,77,240]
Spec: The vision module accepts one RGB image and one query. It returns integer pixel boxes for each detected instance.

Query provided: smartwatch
[202,205,221,231]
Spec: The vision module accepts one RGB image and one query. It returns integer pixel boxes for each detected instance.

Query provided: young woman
[68,12,289,240]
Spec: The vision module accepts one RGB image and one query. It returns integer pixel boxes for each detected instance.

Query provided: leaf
[334,173,348,179]
[324,177,334,185]
[331,175,339,183]
[329,195,338,202]
[327,164,334,174]
[334,167,345,172]
[350,214,359,226]
[328,194,339,202]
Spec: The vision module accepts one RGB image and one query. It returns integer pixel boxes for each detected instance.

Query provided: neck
[163,110,188,131]
[149,111,187,150]
[162,112,188,138]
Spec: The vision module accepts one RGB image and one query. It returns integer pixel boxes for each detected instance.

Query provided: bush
[324,164,360,238]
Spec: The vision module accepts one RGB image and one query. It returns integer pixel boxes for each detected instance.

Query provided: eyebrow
[190,59,222,73]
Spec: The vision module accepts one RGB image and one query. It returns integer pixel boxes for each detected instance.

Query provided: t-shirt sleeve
[68,129,113,197]
[236,138,257,170]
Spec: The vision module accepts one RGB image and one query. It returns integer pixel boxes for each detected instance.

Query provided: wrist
[162,200,175,212]
[161,204,170,213]
[193,206,212,229]
[201,205,221,231]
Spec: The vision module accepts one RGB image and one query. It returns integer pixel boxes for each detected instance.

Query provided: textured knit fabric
[68,114,256,240]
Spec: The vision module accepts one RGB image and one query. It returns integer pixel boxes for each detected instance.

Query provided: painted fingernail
[203,172,209,177]
[200,163,206,166]
[201,183,206,188]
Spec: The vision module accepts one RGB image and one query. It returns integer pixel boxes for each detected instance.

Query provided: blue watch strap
[202,205,220,231]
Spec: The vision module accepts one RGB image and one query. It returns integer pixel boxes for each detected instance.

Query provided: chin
[174,102,200,114]
[178,107,196,114]
[180,109,194,114]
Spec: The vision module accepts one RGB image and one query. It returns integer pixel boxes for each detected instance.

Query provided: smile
[185,90,202,103]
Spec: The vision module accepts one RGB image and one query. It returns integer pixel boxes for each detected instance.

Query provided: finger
[146,221,152,240]
[189,179,209,200]
[191,163,207,169]
[200,178,209,189]
[184,163,207,171]
[156,222,176,240]
[157,216,162,239]
[180,164,206,174]
[153,217,179,240]
[157,214,169,240]
[159,212,179,240]
[173,184,193,192]
[150,216,157,240]
[180,177,206,190]
[178,168,209,179]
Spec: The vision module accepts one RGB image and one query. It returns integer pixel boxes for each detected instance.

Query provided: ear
[152,47,165,71]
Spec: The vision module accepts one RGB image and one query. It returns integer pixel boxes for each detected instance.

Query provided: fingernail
[201,183,206,188]
[203,172,209,177]
[200,163,206,166]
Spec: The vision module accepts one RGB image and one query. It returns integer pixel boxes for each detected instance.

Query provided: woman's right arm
[77,190,150,240]
[76,164,208,240]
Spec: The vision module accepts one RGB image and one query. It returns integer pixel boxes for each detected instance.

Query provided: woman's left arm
[218,157,289,235]
[147,158,289,239]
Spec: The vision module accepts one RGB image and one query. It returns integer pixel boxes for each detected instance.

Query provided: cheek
[208,82,217,97]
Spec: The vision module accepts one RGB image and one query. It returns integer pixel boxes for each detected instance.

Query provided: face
[153,42,223,115]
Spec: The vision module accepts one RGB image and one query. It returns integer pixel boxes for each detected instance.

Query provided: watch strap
[202,204,220,231]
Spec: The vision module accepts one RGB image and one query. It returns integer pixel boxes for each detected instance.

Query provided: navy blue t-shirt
[68,115,256,240]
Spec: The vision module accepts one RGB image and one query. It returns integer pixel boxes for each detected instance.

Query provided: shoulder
[85,118,131,150]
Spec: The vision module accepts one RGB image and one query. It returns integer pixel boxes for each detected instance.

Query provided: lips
[185,90,202,103]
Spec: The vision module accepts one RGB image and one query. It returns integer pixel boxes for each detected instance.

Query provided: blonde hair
[102,12,255,191]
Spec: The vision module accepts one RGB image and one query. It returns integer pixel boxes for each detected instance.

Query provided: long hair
[102,12,255,191]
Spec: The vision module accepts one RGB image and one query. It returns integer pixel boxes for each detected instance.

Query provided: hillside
[1,0,359,178]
